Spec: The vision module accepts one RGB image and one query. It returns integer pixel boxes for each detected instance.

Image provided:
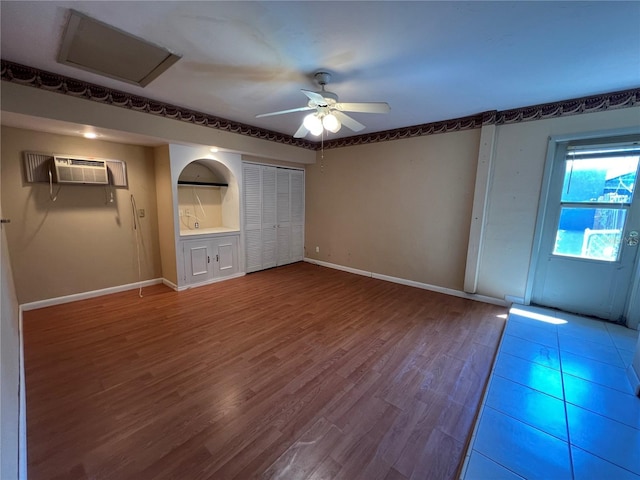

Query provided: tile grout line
[554,310,576,480]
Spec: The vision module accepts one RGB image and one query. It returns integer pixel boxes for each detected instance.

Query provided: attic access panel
[58,10,180,87]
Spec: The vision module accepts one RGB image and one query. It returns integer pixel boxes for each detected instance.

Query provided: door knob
[625,231,639,246]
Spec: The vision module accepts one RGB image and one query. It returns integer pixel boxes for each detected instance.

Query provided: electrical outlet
[138,209,145,218]
[315,246,320,253]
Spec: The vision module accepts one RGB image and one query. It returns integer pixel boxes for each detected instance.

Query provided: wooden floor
[24,262,506,480]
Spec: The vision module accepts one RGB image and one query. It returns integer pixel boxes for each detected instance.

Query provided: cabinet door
[183,240,213,283]
[214,236,239,278]
[243,163,262,272]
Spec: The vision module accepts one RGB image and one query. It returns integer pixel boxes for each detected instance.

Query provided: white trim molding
[176,272,246,291]
[162,278,179,291]
[20,278,164,311]
[464,123,496,293]
[304,258,507,307]
[18,307,27,480]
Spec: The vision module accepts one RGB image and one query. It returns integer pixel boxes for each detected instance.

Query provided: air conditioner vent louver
[22,151,128,187]
[53,156,109,185]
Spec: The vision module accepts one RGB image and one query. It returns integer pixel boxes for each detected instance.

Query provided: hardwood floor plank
[23,263,506,479]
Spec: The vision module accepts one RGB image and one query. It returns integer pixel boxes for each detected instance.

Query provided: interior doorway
[528,132,640,326]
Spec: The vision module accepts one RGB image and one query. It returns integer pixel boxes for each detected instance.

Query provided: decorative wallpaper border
[495,88,639,125]
[322,113,485,149]
[2,60,639,151]
[0,60,316,150]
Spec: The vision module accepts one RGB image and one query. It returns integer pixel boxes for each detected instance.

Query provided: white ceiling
[1,1,640,143]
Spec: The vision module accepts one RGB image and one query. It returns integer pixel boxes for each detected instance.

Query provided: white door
[276,168,291,266]
[243,163,262,273]
[262,166,277,269]
[290,169,305,262]
[532,137,640,322]
[242,163,304,272]
[1,204,21,479]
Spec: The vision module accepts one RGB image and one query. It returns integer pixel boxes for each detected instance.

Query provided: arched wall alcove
[176,158,239,232]
[168,144,242,235]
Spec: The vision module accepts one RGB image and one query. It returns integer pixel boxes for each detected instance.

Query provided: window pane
[553,207,627,261]
[561,155,638,204]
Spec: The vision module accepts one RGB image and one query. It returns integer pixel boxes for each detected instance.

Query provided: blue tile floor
[460,305,640,480]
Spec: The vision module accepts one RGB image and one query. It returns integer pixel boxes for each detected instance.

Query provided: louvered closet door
[243,163,262,273]
[276,168,291,266]
[261,166,277,269]
[243,163,305,272]
[290,170,305,262]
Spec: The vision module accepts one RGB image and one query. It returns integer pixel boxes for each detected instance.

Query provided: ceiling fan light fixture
[304,113,323,136]
[322,113,341,133]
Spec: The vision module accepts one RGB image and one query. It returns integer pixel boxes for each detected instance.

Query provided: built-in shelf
[177,180,228,187]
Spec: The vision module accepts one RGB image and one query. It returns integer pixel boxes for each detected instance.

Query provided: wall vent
[22,152,128,187]
[53,156,108,185]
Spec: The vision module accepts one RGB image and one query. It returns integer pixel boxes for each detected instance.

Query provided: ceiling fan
[256,71,390,138]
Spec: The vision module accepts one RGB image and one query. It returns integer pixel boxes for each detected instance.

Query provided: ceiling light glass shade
[304,113,323,136]
[322,113,341,133]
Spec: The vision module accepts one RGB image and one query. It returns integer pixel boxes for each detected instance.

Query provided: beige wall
[477,107,640,300]
[154,145,177,285]
[305,106,640,300]
[305,129,481,291]
[2,82,316,165]
[2,81,638,304]
[1,126,162,304]
[177,186,223,230]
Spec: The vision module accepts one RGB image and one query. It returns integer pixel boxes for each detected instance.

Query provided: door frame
[524,126,640,328]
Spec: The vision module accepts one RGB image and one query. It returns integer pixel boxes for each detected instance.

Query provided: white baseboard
[177,272,246,291]
[304,258,507,307]
[19,278,164,311]
[18,307,27,480]
[305,258,372,278]
[627,363,640,397]
[162,278,179,291]
[504,295,525,306]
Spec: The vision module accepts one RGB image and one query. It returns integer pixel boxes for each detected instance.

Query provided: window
[553,143,640,261]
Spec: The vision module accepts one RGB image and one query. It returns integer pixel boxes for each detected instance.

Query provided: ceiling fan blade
[293,123,309,138]
[334,102,390,114]
[333,111,365,132]
[301,89,327,105]
[256,106,314,118]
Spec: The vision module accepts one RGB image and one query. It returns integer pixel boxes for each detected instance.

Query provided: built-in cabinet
[182,232,240,284]
[243,163,304,273]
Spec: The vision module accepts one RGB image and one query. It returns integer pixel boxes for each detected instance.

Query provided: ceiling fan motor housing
[314,71,332,86]
[309,91,338,107]
[313,71,338,105]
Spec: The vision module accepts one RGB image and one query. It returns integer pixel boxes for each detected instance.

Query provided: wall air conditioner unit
[52,156,109,185]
